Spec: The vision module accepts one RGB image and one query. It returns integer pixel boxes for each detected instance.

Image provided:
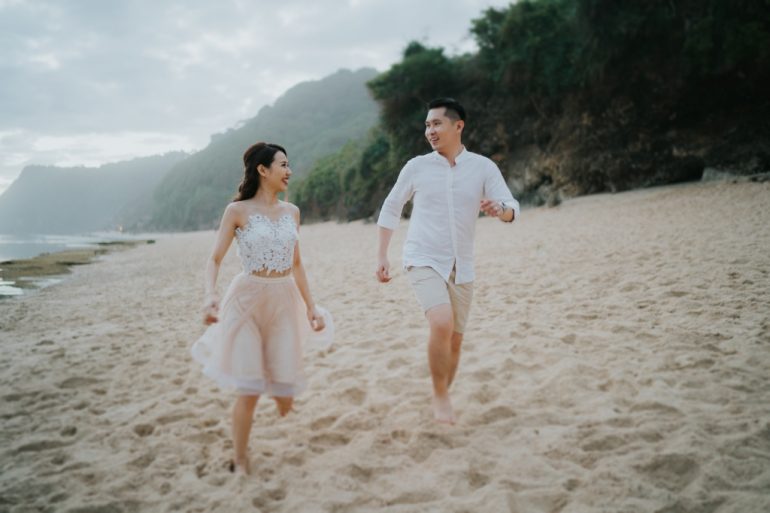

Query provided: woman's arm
[291,207,325,331]
[202,203,239,324]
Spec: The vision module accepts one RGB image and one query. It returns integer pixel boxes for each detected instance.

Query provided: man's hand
[480,199,514,222]
[376,257,391,283]
[480,199,504,217]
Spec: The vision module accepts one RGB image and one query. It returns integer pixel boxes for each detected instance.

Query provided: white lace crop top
[235,213,298,274]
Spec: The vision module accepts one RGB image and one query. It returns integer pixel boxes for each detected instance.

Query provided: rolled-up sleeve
[484,163,520,220]
[377,160,415,230]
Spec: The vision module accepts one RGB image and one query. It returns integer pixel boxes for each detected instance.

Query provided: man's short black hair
[427,97,466,122]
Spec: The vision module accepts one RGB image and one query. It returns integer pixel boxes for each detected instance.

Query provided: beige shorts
[406,266,474,334]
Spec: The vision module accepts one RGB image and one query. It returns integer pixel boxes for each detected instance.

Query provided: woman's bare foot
[432,395,456,424]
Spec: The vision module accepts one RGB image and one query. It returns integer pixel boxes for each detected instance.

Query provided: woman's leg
[232,394,259,473]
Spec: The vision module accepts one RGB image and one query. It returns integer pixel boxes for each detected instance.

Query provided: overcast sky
[0,0,513,195]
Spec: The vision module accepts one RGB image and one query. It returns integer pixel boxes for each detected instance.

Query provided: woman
[191,142,326,475]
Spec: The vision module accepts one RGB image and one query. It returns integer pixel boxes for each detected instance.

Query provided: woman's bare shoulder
[278,201,299,215]
[223,200,252,225]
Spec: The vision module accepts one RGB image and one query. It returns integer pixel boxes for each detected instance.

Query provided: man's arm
[375,160,415,282]
[481,162,520,223]
[480,199,515,221]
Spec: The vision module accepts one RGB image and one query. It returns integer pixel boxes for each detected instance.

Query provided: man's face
[425,107,463,152]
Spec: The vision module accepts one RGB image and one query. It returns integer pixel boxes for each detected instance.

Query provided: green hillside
[0,152,187,234]
[139,68,378,231]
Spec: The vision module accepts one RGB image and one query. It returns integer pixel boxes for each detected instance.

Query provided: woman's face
[260,151,291,192]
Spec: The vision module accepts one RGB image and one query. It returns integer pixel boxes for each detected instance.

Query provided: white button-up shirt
[377,148,519,284]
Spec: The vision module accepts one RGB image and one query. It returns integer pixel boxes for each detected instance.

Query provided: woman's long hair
[233,142,287,201]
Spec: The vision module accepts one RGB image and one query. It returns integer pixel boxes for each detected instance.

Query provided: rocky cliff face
[471,80,770,207]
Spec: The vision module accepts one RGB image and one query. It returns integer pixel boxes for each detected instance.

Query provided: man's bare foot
[274,396,295,417]
[432,395,456,424]
[229,456,251,475]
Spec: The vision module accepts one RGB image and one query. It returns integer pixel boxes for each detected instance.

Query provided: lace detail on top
[235,213,297,274]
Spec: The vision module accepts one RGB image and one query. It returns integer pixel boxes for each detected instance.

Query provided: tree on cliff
[292,0,769,219]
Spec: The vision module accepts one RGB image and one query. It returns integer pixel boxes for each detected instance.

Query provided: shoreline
[0,239,155,296]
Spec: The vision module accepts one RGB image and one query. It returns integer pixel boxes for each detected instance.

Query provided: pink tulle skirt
[191,272,309,397]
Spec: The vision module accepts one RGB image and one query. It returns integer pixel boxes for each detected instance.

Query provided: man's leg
[426,304,455,423]
[446,274,472,390]
[448,331,463,388]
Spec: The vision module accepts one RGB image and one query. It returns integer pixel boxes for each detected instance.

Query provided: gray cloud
[0,0,511,193]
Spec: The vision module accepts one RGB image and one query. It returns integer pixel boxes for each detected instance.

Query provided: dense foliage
[293,0,769,219]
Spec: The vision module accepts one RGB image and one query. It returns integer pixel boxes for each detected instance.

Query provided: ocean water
[0,232,131,262]
[0,232,141,297]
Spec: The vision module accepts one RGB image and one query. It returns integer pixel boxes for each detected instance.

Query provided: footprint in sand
[471,368,494,381]
[466,468,491,490]
[345,463,375,483]
[635,453,699,492]
[59,426,77,437]
[387,357,410,371]
[470,384,499,405]
[333,410,378,430]
[386,489,441,507]
[155,411,195,425]
[252,487,288,512]
[50,453,69,466]
[309,432,351,453]
[629,401,683,416]
[133,424,154,437]
[580,433,627,452]
[200,418,218,428]
[310,415,337,430]
[129,452,156,469]
[390,429,410,444]
[58,377,100,389]
[3,390,42,402]
[470,405,516,425]
[336,387,366,406]
[16,439,74,453]
[284,450,305,466]
[407,432,455,463]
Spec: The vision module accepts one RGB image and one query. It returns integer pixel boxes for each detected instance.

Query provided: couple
[191,98,519,474]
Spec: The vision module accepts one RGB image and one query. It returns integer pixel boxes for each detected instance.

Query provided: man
[375,97,519,424]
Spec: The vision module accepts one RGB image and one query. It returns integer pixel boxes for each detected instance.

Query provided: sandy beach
[1,179,769,513]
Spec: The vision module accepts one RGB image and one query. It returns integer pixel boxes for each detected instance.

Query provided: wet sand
[0,240,152,293]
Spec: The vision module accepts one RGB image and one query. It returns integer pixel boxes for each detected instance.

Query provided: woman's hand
[202,293,220,325]
[307,306,326,332]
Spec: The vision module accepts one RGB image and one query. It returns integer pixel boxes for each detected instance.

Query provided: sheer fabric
[191,273,308,396]
[235,213,297,274]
